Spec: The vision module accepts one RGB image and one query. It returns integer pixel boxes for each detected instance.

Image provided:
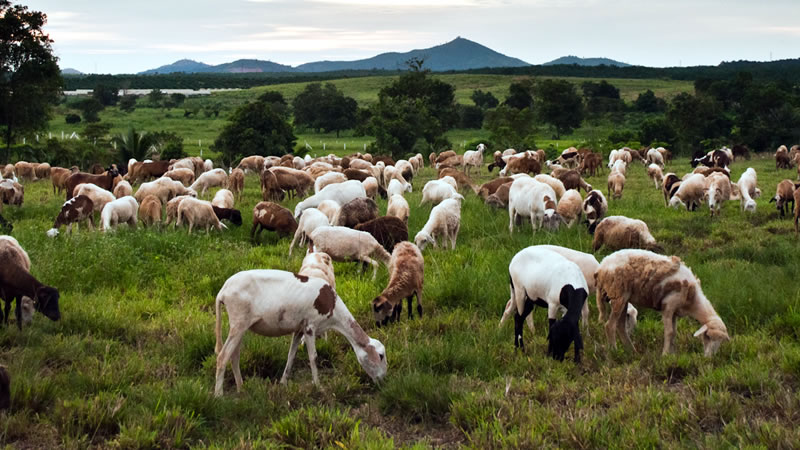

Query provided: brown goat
[64,169,120,200]
[770,179,797,218]
[372,241,424,326]
[334,197,379,228]
[505,153,541,176]
[34,163,51,179]
[437,168,478,194]
[486,182,513,209]
[251,201,298,242]
[269,167,314,198]
[478,177,514,200]
[130,161,170,183]
[51,166,78,194]
[354,216,409,252]
[139,195,163,228]
[555,169,593,193]
[228,168,244,199]
[52,195,95,233]
[259,168,285,202]
[344,168,370,182]
[579,152,602,176]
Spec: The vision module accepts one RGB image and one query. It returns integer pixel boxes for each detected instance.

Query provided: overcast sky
[27,0,800,74]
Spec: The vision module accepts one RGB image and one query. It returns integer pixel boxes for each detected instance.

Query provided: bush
[65,113,81,124]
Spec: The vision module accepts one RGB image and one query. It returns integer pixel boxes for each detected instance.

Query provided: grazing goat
[309,226,391,280]
[415,198,462,250]
[214,270,386,395]
[251,202,297,242]
[50,195,95,234]
[769,179,796,218]
[355,216,409,252]
[0,238,61,329]
[372,242,424,326]
[177,197,227,234]
[102,196,139,231]
[507,246,589,350]
[289,208,330,256]
[595,249,730,356]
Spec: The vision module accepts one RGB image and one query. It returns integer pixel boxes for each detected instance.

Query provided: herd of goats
[0,140,796,404]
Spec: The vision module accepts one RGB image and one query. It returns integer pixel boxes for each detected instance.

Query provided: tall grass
[1,153,799,447]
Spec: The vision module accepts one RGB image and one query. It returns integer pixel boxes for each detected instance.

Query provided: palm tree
[111,128,158,163]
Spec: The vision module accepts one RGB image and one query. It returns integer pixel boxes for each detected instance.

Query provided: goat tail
[215,294,223,355]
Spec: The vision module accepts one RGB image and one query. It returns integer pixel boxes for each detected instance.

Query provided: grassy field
[1,151,800,448]
[42,73,692,161]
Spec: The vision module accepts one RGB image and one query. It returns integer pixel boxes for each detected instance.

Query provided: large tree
[0,1,63,163]
[534,79,584,139]
[213,92,297,166]
[293,83,358,137]
[368,61,457,158]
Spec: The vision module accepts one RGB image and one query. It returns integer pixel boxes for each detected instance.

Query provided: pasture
[43,73,693,159]
[1,153,800,448]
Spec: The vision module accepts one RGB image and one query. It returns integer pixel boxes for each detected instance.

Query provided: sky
[26,0,800,74]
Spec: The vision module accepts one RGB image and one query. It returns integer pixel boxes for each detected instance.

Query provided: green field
[44,73,693,161]
[2,152,800,447]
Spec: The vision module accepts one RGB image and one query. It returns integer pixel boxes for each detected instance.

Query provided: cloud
[751,26,800,37]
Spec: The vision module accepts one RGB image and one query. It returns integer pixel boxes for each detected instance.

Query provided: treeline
[62,58,800,91]
[62,70,402,91]
[464,58,800,83]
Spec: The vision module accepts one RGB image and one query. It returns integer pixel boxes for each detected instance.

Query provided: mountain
[296,37,529,72]
[212,59,297,73]
[139,58,296,75]
[140,59,214,74]
[61,68,83,75]
[543,56,630,67]
[138,37,529,74]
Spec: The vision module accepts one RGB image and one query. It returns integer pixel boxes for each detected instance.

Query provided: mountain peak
[543,55,630,67]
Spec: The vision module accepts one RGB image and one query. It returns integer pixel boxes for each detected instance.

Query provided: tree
[667,92,730,154]
[119,94,137,113]
[484,105,536,150]
[639,117,676,147]
[73,97,104,123]
[151,130,185,160]
[169,93,186,107]
[292,83,357,137]
[582,80,624,115]
[534,79,584,139]
[147,88,164,107]
[257,91,289,119]
[634,89,667,113]
[368,64,457,158]
[213,97,297,166]
[92,82,119,106]
[64,113,80,124]
[459,104,484,129]
[83,122,112,146]
[0,1,63,163]
[471,89,499,109]
[111,128,158,165]
[504,80,534,110]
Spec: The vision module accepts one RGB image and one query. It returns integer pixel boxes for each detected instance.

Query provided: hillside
[138,37,529,75]
[544,55,630,67]
[295,37,530,72]
[140,58,296,75]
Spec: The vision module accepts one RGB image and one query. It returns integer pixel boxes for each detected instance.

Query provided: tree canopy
[368,63,457,158]
[0,0,62,162]
[213,92,297,165]
[534,79,584,139]
[292,82,358,137]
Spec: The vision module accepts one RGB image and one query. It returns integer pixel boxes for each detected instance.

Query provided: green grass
[1,150,800,447]
[44,73,692,160]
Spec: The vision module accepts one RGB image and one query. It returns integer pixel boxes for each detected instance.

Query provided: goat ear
[693,324,708,338]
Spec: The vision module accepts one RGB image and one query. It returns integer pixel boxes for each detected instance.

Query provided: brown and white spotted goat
[214,270,386,396]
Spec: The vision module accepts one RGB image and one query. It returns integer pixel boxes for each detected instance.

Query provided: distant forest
[63,58,800,91]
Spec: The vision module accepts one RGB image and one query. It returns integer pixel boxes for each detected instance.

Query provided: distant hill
[138,37,529,74]
[140,59,214,75]
[544,56,630,67]
[295,37,530,72]
[139,58,297,75]
[61,68,83,75]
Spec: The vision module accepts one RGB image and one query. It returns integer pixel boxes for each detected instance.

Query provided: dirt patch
[354,403,465,448]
